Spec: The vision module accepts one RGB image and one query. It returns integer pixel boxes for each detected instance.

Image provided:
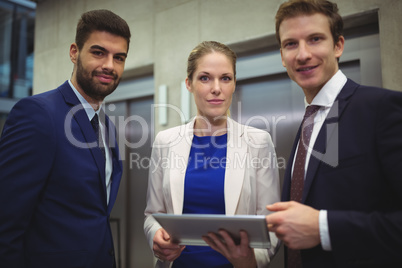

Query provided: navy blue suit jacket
[0,81,123,268]
[282,79,402,267]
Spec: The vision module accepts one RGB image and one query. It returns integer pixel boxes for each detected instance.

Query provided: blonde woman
[144,41,280,268]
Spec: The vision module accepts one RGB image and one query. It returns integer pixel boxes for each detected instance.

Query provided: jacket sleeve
[0,98,56,267]
[248,129,281,267]
[328,89,402,264]
[143,132,165,251]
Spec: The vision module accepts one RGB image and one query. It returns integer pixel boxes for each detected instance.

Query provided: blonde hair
[187,41,237,82]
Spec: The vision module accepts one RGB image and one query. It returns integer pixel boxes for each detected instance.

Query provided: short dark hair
[75,9,131,52]
[275,0,343,47]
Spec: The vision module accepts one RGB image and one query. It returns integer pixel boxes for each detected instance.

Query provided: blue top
[172,134,233,268]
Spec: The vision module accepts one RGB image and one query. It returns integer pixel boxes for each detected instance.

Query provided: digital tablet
[152,213,270,248]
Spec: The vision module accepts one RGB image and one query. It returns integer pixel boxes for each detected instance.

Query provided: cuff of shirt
[319,210,332,251]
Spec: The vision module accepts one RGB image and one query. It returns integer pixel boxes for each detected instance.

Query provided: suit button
[109,248,114,256]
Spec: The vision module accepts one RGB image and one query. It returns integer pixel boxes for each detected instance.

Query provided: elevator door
[125,96,154,268]
[106,74,155,268]
[108,96,154,268]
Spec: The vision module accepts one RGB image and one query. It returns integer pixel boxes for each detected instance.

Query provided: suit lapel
[225,118,247,215]
[59,81,108,205]
[105,116,123,213]
[169,120,194,214]
[302,79,358,202]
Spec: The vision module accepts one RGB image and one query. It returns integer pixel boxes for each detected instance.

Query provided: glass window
[0,1,13,98]
[0,0,35,99]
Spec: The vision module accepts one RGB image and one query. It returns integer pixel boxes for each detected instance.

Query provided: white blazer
[144,117,280,267]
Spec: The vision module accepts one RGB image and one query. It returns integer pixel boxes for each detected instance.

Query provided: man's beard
[75,56,121,101]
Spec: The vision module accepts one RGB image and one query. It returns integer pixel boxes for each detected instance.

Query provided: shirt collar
[304,70,347,108]
[68,80,101,120]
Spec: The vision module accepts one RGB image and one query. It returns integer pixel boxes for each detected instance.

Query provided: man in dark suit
[266,0,402,267]
[0,10,130,268]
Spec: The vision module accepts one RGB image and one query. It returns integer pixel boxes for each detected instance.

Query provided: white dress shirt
[68,80,113,204]
[292,70,347,251]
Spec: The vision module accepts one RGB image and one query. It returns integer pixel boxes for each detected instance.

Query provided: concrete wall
[31,1,401,267]
[33,0,402,133]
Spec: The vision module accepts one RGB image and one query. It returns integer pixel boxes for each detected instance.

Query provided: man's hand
[266,201,320,249]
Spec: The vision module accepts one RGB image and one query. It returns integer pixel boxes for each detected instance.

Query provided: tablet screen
[153,214,270,248]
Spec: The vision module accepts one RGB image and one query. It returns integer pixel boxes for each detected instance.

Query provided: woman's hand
[203,230,257,268]
[153,228,186,262]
